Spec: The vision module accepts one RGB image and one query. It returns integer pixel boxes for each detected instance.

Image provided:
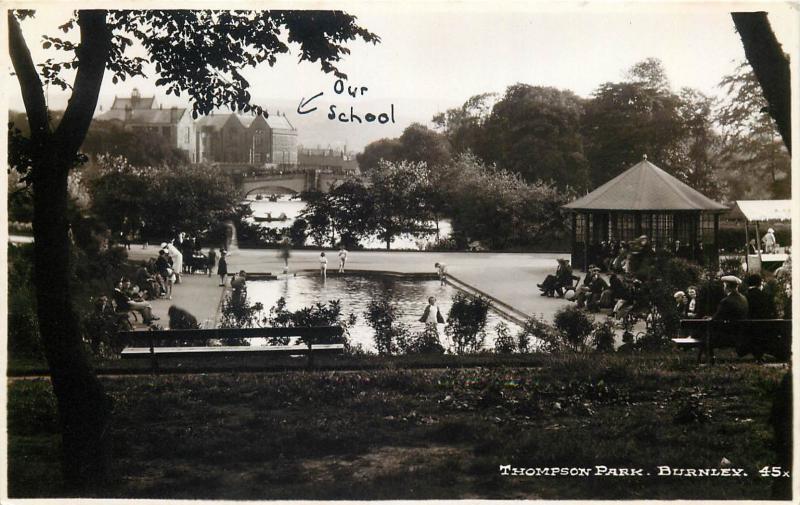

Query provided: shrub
[397,324,444,355]
[552,306,594,352]
[364,298,399,355]
[592,319,616,353]
[659,256,703,290]
[493,322,516,354]
[516,315,557,353]
[8,245,41,360]
[220,294,266,329]
[266,297,349,346]
[445,292,491,354]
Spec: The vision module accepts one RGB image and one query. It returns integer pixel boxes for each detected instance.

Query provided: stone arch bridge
[221,165,357,197]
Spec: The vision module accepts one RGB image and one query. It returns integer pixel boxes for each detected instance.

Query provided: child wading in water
[320,252,328,280]
[338,246,348,273]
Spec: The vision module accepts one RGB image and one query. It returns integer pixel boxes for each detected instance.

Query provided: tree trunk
[732,12,791,153]
[9,10,114,492]
[32,157,113,491]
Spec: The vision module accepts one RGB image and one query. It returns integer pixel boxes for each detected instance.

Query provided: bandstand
[563,156,728,270]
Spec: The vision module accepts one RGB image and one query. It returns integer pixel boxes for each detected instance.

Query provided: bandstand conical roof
[563,156,728,212]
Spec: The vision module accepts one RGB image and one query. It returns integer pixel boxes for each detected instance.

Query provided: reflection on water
[245,274,518,352]
[245,196,452,250]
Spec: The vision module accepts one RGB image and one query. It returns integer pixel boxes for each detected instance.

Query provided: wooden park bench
[673,319,791,364]
[118,326,345,369]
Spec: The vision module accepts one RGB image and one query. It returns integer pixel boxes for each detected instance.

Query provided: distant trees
[716,63,791,199]
[301,160,431,250]
[301,153,572,251]
[357,123,451,174]
[582,61,685,187]
[435,86,589,190]
[480,85,589,190]
[87,156,240,240]
[444,154,572,249]
[82,121,190,168]
[423,58,784,202]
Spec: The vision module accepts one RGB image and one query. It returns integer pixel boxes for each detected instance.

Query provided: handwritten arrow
[297,91,324,115]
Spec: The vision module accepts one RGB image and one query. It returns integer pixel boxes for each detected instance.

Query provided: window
[185,127,190,143]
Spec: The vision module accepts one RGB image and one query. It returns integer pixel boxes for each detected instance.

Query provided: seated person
[685,286,699,318]
[538,258,573,297]
[168,305,199,329]
[610,247,629,273]
[112,278,159,324]
[673,291,688,317]
[744,273,777,319]
[576,266,608,310]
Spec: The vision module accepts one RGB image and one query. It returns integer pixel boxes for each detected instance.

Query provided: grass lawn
[7,352,790,499]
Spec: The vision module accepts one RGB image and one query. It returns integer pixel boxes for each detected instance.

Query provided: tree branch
[732,12,791,153]
[54,10,112,159]
[8,11,50,141]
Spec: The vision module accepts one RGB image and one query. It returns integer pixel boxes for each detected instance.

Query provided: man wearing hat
[537,258,574,297]
[743,273,776,319]
[712,275,749,321]
[576,265,607,310]
[673,291,688,317]
[696,275,749,363]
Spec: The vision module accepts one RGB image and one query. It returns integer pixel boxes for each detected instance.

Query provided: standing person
[434,262,447,286]
[206,247,217,277]
[419,296,445,326]
[320,252,328,280]
[218,250,228,287]
[280,237,291,274]
[338,245,348,273]
[166,240,183,284]
[763,228,777,253]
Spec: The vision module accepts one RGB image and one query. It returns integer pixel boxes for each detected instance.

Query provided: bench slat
[119,326,344,346]
[121,343,344,358]
[671,337,702,345]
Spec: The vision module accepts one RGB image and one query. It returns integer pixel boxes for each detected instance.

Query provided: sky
[6,2,799,151]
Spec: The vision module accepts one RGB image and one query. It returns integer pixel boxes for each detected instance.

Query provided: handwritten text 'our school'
[297,79,396,125]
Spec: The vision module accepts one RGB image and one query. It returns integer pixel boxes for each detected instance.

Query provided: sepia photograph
[3,1,797,500]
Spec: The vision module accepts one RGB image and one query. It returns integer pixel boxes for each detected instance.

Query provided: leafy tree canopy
[716,62,791,199]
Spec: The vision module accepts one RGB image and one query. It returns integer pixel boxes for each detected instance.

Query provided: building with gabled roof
[237,112,298,165]
[96,90,196,162]
[196,113,249,163]
[92,91,299,166]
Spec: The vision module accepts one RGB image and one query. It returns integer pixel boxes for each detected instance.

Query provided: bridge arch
[244,185,299,197]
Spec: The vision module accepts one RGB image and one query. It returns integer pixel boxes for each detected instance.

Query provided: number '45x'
[759,466,790,477]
